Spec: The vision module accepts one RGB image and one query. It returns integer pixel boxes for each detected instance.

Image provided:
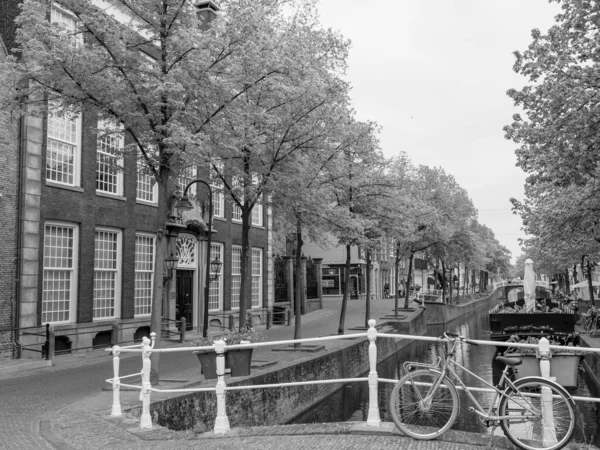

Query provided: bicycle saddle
[495,355,522,366]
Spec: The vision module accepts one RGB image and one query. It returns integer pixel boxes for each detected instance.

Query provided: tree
[319,120,382,335]
[0,0,347,383]
[199,5,351,330]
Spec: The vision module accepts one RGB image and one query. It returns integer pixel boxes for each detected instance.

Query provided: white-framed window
[96,121,124,195]
[136,160,158,203]
[93,228,122,319]
[231,245,242,309]
[50,4,82,47]
[177,166,197,197]
[251,198,263,227]
[42,222,79,324]
[209,243,223,310]
[210,161,224,218]
[134,233,155,316]
[251,248,262,308]
[231,175,242,222]
[46,101,81,186]
[232,203,242,222]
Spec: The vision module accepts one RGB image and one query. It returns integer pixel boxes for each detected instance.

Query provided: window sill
[96,192,127,201]
[136,199,158,208]
[46,181,84,193]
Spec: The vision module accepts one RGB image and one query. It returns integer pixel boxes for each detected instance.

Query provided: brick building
[0,0,273,359]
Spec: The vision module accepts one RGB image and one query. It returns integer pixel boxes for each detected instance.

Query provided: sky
[316,1,561,263]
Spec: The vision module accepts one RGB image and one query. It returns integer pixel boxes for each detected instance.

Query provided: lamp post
[178,179,222,338]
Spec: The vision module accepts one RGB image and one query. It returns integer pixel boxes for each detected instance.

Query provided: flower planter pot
[194,351,228,380]
[226,348,253,377]
[511,353,583,388]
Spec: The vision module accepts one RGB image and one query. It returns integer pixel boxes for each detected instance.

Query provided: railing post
[366,319,381,427]
[139,336,153,429]
[538,337,557,444]
[111,345,122,417]
[180,317,186,343]
[213,340,230,434]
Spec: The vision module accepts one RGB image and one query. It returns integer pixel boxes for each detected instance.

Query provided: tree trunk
[449,267,453,301]
[565,267,570,295]
[365,250,371,328]
[403,251,415,309]
[456,265,460,299]
[472,269,476,294]
[587,260,596,308]
[338,244,351,335]
[441,260,446,303]
[238,205,252,332]
[394,244,400,317]
[573,264,578,284]
[294,214,303,346]
[149,179,169,386]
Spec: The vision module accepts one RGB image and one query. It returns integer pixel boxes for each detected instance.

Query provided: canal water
[291,307,600,446]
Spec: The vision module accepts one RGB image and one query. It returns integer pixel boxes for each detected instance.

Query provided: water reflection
[290,308,600,446]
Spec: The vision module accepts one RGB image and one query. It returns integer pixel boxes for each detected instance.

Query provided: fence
[105,320,600,434]
[1,320,185,362]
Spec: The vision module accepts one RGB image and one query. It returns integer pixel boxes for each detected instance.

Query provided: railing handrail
[105,323,600,434]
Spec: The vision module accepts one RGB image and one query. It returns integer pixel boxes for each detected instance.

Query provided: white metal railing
[416,289,444,302]
[492,280,551,290]
[105,321,600,434]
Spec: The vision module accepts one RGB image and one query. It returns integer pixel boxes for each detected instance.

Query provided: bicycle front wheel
[498,377,576,450]
[389,369,459,440]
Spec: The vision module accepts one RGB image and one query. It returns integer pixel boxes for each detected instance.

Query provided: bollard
[48,326,55,365]
[111,345,122,417]
[366,319,381,426]
[111,323,119,347]
[286,308,292,326]
[180,317,186,343]
[139,336,153,429]
[266,310,272,330]
[213,340,230,434]
[229,314,235,332]
[44,323,50,360]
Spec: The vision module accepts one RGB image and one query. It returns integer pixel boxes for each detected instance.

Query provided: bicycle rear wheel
[498,377,576,450]
[389,369,459,440]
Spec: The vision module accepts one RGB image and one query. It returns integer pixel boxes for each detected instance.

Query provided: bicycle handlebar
[442,332,479,346]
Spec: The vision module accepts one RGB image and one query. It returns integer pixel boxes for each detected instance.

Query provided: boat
[489,280,582,389]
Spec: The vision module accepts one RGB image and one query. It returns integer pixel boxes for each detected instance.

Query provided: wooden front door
[176,270,194,331]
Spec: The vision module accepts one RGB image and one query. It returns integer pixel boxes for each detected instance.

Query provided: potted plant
[192,335,223,380]
[194,314,264,378]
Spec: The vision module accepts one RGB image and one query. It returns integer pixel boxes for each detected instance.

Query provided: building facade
[0,0,273,359]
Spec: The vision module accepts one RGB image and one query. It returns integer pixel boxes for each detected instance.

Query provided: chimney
[196,1,220,31]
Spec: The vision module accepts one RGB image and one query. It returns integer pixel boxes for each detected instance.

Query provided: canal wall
[127,309,427,431]
[417,291,499,325]
[580,334,600,390]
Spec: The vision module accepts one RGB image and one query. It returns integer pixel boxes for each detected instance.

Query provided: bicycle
[388,332,576,450]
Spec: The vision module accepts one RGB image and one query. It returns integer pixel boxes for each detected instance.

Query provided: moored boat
[489,280,582,388]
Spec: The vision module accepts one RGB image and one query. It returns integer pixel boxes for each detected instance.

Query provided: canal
[291,307,600,446]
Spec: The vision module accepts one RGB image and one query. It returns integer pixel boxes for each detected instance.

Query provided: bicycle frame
[404,339,541,424]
